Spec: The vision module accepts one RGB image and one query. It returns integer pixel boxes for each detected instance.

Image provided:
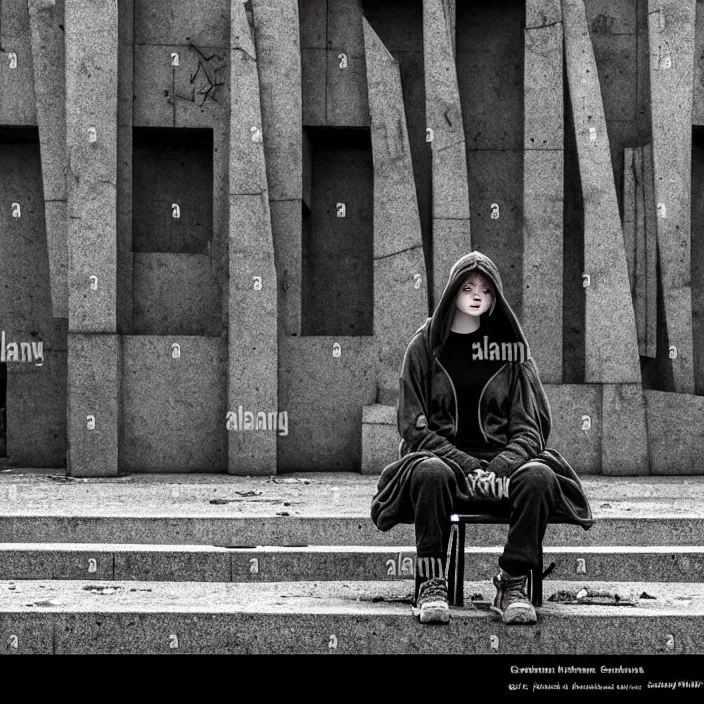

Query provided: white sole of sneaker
[502,604,537,625]
[418,601,451,624]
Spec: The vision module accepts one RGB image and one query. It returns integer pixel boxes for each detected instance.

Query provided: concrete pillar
[28,0,67,320]
[562,0,641,384]
[252,0,302,337]
[523,0,564,383]
[648,0,696,393]
[228,0,278,475]
[563,0,648,475]
[634,146,647,353]
[65,0,119,476]
[643,142,657,359]
[423,0,471,310]
[363,18,428,398]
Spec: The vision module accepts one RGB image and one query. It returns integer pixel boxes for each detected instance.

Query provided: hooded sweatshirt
[370,250,594,532]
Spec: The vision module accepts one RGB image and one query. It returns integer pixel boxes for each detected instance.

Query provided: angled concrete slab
[28,0,67,319]
[525,3,563,151]
[562,0,641,384]
[363,18,425,259]
[622,147,636,295]
[648,0,696,393]
[363,17,428,398]
[252,0,302,336]
[643,142,657,359]
[634,145,647,353]
[424,0,471,308]
[252,0,302,202]
[523,151,564,384]
[522,2,564,384]
[226,1,278,476]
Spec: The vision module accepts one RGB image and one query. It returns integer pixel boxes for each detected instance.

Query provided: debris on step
[128,588,152,592]
[276,511,290,516]
[27,598,60,607]
[218,545,259,549]
[361,594,414,604]
[600,503,611,509]
[548,588,637,606]
[1,469,12,473]
[82,585,122,595]
[269,478,311,485]
[640,591,656,599]
[234,490,262,497]
[47,475,75,482]
[209,497,288,504]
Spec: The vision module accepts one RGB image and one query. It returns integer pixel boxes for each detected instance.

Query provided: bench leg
[446,524,464,606]
[530,545,544,607]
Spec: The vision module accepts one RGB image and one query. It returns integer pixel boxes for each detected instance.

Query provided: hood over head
[423,250,531,359]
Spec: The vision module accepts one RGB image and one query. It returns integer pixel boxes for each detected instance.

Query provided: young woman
[371,250,594,625]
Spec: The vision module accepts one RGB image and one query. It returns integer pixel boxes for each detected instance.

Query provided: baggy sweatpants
[408,455,560,592]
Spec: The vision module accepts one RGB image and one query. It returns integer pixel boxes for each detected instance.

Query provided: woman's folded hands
[466,467,510,501]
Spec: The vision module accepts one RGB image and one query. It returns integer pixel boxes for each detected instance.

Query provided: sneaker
[490,569,537,624]
[411,578,450,624]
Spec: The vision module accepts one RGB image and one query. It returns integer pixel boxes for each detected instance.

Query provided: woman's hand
[466,468,510,501]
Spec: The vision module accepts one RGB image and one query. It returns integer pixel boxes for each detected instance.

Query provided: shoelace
[419,578,448,603]
[501,574,529,608]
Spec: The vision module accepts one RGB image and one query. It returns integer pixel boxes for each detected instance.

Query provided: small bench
[446,513,595,608]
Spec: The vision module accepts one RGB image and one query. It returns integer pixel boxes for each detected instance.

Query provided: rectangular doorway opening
[302,126,374,336]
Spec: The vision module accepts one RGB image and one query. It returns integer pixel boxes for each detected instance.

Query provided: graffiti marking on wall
[174,43,226,108]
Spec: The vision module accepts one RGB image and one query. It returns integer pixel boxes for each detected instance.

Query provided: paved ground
[0,578,700,613]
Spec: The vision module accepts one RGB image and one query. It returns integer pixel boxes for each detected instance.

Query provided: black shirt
[438,326,507,452]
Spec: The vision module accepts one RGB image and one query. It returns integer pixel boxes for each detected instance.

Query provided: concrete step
[0,513,703,546]
[0,579,702,653]
[1,544,704,583]
[1,472,703,546]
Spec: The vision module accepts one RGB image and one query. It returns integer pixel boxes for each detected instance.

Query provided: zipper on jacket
[477,363,508,442]
[434,357,458,437]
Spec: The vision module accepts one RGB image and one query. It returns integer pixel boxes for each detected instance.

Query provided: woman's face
[455,272,493,318]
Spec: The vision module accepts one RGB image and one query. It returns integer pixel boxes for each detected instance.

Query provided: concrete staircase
[0,470,703,653]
